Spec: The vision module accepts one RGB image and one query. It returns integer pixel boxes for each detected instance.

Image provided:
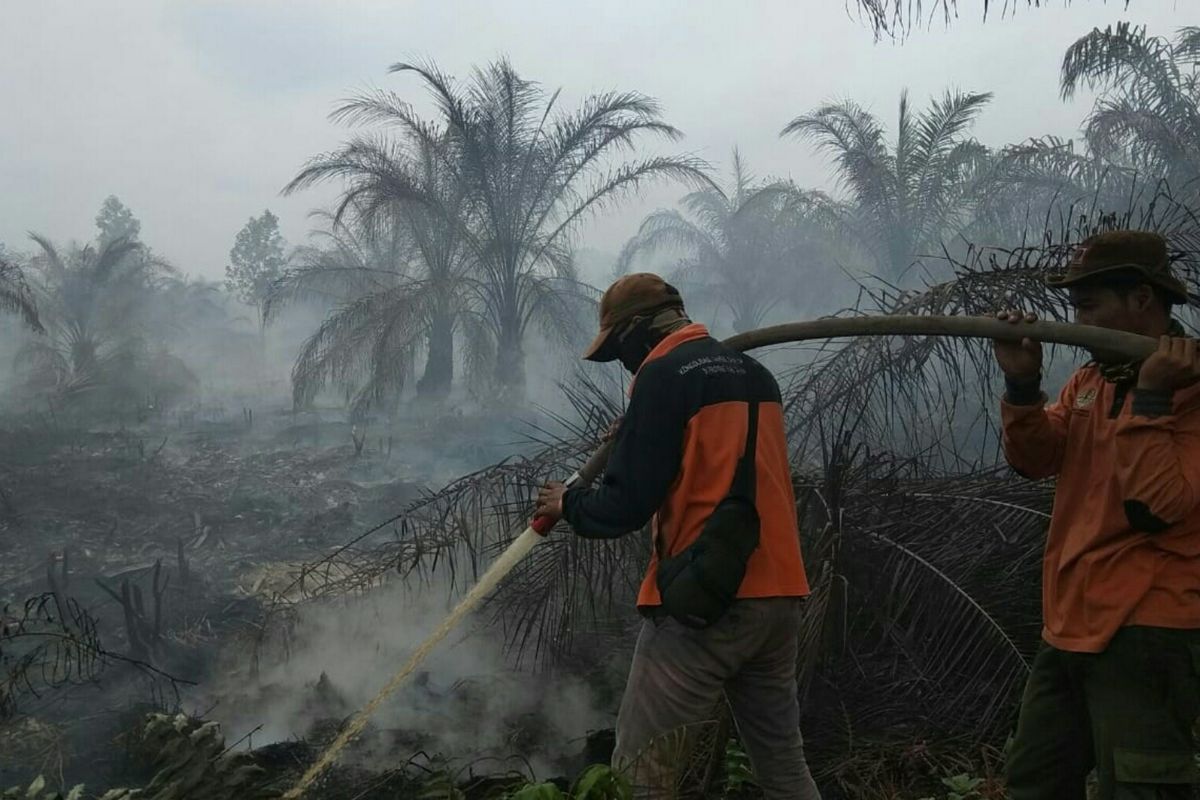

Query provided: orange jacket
[561,324,811,608]
[1002,366,1200,652]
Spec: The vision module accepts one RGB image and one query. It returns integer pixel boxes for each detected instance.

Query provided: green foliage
[494,764,629,800]
[225,210,286,317]
[722,739,755,797]
[96,196,142,247]
[917,773,987,800]
[505,782,565,800]
[570,764,631,800]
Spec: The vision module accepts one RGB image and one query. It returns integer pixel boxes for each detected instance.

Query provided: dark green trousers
[1006,626,1200,800]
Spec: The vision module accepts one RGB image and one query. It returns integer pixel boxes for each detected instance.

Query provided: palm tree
[268,202,470,416]
[369,58,710,398]
[968,24,1200,245]
[781,90,992,280]
[15,235,180,413]
[616,149,840,333]
[0,255,42,332]
[284,123,475,406]
[1061,22,1200,196]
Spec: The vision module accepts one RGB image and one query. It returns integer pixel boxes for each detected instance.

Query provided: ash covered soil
[0,406,617,798]
[0,407,516,598]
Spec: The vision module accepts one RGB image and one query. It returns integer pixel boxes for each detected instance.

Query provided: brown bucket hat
[1047,230,1188,305]
[583,272,685,362]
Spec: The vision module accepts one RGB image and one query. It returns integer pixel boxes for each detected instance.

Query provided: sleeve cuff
[561,486,590,528]
[1004,376,1043,406]
[560,487,579,523]
[1131,388,1174,418]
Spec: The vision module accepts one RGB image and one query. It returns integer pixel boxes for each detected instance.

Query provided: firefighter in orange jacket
[536,273,820,799]
[995,230,1200,799]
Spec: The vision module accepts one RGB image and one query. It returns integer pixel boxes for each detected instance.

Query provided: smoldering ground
[200,579,617,778]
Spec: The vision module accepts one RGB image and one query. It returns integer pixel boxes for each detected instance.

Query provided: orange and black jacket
[1002,366,1200,653]
[561,323,811,608]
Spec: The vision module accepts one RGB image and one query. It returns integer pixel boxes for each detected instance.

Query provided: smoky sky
[0,0,1186,283]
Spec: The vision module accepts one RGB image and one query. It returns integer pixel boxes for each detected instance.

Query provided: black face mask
[615,316,658,374]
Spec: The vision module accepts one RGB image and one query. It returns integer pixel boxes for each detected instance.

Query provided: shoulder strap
[730,400,758,501]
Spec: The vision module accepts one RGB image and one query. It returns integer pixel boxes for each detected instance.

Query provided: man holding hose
[535,273,820,799]
[995,230,1200,799]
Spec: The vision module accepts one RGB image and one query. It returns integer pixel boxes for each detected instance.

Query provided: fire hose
[285,314,1158,798]
[531,313,1158,530]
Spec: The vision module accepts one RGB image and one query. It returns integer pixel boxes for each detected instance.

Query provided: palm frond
[1085,94,1196,177]
[783,101,894,204]
[1058,22,1200,197]
[532,155,713,271]
[290,280,434,410]
[520,274,596,354]
[88,237,144,282]
[852,0,1131,41]
[614,209,720,276]
[1060,21,1172,100]
[1176,26,1200,64]
[783,91,986,279]
[26,233,66,281]
[0,256,43,332]
[264,210,414,325]
[911,90,992,193]
[283,135,448,228]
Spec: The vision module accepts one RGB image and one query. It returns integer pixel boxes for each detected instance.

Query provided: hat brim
[582,325,619,362]
[1046,263,1189,305]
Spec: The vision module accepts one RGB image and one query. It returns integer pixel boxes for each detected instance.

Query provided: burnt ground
[1,405,526,601]
[0,404,616,796]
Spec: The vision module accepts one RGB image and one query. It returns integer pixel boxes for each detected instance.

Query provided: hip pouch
[655,401,761,628]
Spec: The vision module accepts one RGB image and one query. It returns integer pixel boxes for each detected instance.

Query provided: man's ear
[1132,283,1157,313]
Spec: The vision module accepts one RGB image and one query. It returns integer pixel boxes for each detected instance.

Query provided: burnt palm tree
[782,89,992,280]
[1061,22,1200,195]
[0,255,42,332]
[375,58,710,398]
[616,149,840,333]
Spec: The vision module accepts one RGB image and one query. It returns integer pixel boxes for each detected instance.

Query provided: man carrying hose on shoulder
[534,273,821,799]
[994,230,1200,800]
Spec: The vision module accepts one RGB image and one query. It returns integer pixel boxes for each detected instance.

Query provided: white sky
[0,0,1189,282]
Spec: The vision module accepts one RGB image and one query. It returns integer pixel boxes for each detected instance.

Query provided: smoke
[203,579,615,778]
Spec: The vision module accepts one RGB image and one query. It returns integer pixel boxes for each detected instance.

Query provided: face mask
[615,316,655,374]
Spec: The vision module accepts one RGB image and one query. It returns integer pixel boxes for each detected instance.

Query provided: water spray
[282,314,1157,797]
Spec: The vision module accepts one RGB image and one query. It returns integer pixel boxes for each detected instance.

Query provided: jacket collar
[628,323,710,396]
